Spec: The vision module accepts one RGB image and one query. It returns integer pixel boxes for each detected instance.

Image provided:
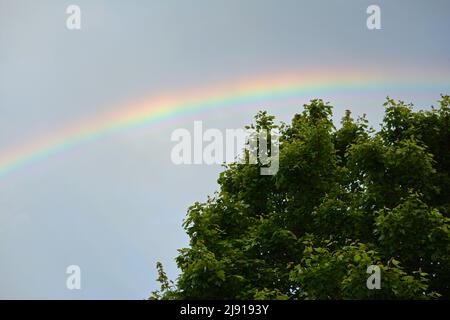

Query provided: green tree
[151,96,450,300]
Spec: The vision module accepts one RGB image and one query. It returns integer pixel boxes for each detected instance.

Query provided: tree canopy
[151,95,450,300]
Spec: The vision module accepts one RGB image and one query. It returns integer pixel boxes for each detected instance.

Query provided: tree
[151,96,450,300]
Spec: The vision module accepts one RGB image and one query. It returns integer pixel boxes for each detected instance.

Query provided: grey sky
[0,0,449,299]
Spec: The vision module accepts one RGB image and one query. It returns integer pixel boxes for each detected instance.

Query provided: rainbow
[1,69,449,179]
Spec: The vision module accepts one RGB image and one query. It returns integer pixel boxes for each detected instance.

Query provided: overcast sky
[1,0,450,299]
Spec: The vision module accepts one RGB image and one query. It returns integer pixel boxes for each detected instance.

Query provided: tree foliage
[151,96,450,299]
